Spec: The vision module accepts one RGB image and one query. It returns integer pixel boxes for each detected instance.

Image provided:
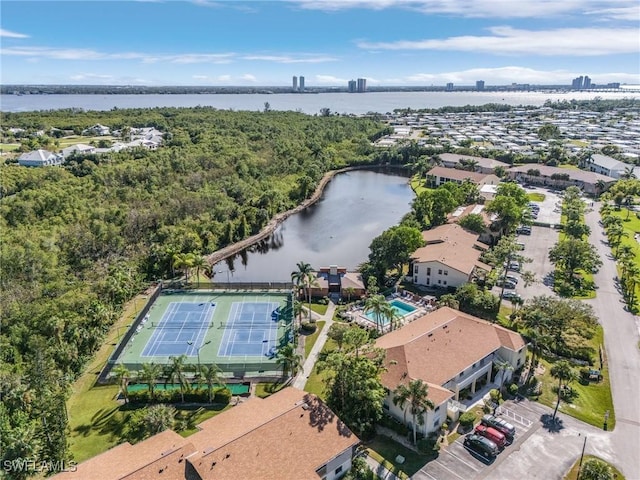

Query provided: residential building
[438,153,510,174]
[357,78,367,93]
[506,164,615,195]
[18,149,63,167]
[82,124,111,136]
[61,143,96,159]
[309,266,366,301]
[299,76,305,92]
[426,166,500,189]
[348,80,356,93]
[410,224,490,290]
[292,75,298,91]
[476,80,485,91]
[448,204,496,245]
[579,153,633,179]
[446,83,454,91]
[375,306,527,435]
[53,388,359,480]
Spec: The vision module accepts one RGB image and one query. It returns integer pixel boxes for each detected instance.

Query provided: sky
[1,0,639,87]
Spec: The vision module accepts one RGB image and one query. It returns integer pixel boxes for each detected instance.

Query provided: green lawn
[309,303,328,315]
[57,135,117,148]
[366,435,431,479]
[304,337,338,399]
[410,175,431,196]
[304,320,326,358]
[606,209,640,311]
[558,164,580,170]
[254,381,288,399]
[564,455,625,480]
[0,143,21,152]
[535,328,615,430]
[527,192,546,202]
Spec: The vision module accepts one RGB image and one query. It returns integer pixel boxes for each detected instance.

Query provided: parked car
[516,242,526,251]
[508,261,521,272]
[475,424,507,448]
[502,291,521,301]
[463,433,500,458]
[481,414,516,439]
[497,279,517,289]
[516,226,532,235]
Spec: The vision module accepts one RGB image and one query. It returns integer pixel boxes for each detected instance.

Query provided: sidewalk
[292,301,336,390]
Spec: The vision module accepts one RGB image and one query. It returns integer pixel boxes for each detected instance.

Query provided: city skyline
[1,0,639,87]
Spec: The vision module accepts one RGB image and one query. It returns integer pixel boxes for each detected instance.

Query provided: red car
[475,424,507,448]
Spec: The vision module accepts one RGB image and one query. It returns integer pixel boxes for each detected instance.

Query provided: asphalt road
[583,202,640,479]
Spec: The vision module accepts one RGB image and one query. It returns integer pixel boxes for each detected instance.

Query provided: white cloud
[358,26,640,56]
[315,74,349,84]
[169,53,235,64]
[69,73,114,81]
[241,74,257,82]
[291,0,638,19]
[585,5,640,21]
[403,66,640,85]
[241,54,337,63]
[0,28,29,38]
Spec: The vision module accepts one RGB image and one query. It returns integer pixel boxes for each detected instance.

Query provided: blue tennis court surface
[141,301,215,357]
[218,301,281,357]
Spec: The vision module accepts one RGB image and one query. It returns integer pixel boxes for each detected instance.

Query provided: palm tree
[459,158,479,172]
[144,404,176,435]
[139,363,162,402]
[191,254,210,287]
[550,360,575,421]
[172,253,195,284]
[493,357,514,394]
[276,343,303,380]
[620,166,636,180]
[364,294,388,333]
[291,261,313,320]
[595,179,607,197]
[165,355,189,403]
[393,379,434,445]
[112,364,131,404]
[200,364,225,403]
[344,286,356,303]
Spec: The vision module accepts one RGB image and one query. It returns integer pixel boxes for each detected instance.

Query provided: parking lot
[492,187,564,303]
[413,406,535,480]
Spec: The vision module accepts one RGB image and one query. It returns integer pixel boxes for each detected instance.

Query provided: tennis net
[152,322,213,329]
[218,321,277,329]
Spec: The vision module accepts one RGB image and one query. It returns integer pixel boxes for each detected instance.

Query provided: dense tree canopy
[0,107,386,471]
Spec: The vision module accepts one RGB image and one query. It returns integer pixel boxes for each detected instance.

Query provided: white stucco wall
[412,261,469,289]
[383,395,449,436]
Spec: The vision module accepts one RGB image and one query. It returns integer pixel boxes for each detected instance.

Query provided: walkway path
[292,302,336,390]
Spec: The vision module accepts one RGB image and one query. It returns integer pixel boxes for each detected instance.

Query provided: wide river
[2,89,637,115]
[212,169,414,283]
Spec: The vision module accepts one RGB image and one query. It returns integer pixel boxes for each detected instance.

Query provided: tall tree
[200,364,225,403]
[165,355,189,403]
[549,238,602,284]
[291,261,314,320]
[551,360,575,420]
[144,404,176,435]
[139,363,162,402]
[364,294,390,333]
[276,343,303,379]
[392,379,435,445]
[113,363,131,404]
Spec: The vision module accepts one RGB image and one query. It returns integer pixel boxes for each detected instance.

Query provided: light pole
[187,340,211,376]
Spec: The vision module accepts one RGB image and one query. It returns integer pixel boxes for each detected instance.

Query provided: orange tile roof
[121,443,198,480]
[51,430,186,480]
[427,166,494,183]
[413,224,487,275]
[376,307,525,388]
[188,388,359,480]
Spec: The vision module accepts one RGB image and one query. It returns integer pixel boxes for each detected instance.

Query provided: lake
[2,90,637,115]
[211,169,414,283]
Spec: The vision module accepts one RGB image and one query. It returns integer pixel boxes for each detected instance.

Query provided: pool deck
[346,291,437,333]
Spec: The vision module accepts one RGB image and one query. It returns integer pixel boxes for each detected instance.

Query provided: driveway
[582,203,640,478]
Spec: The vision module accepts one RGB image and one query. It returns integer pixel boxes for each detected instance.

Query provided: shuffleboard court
[112,290,294,378]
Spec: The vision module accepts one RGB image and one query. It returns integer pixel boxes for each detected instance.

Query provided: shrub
[508,383,519,396]
[214,387,232,404]
[458,412,476,429]
[378,414,409,436]
[300,322,317,334]
[417,437,440,455]
[489,389,502,403]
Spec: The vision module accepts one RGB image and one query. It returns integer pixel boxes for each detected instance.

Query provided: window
[438,269,442,275]
[414,276,418,283]
[443,281,447,285]
[444,270,448,276]
[433,419,440,428]
[426,278,430,285]
[437,280,441,284]
[383,403,389,410]
[473,362,477,368]
[517,358,521,366]
[435,405,440,412]
[414,265,419,274]
[427,267,431,275]
[335,466,343,476]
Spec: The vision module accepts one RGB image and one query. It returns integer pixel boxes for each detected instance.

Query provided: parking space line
[417,469,439,480]
[496,406,533,427]
[430,459,467,480]
[441,446,480,471]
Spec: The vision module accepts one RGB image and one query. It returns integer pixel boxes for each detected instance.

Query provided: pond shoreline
[205,164,409,267]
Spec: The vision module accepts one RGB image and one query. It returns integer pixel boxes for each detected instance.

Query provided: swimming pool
[364,299,416,325]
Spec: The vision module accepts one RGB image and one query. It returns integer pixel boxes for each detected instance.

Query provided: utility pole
[577,435,587,480]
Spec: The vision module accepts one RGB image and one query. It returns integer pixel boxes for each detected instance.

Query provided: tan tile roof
[427,166,494,183]
[376,307,525,387]
[188,388,359,480]
[51,430,187,480]
[341,271,365,290]
[439,153,510,170]
[413,224,487,275]
[121,443,198,480]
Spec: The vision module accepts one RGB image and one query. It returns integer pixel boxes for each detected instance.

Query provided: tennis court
[112,289,293,378]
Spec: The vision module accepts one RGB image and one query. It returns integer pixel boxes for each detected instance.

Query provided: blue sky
[2,0,639,86]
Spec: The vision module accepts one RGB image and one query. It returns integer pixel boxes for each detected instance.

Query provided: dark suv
[481,414,516,439]
[463,433,500,458]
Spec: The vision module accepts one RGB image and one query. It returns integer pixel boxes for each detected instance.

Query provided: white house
[82,124,111,136]
[410,224,490,290]
[438,153,510,174]
[579,153,630,179]
[375,307,527,435]
[18,149,63,167]
[61,143,96,159]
